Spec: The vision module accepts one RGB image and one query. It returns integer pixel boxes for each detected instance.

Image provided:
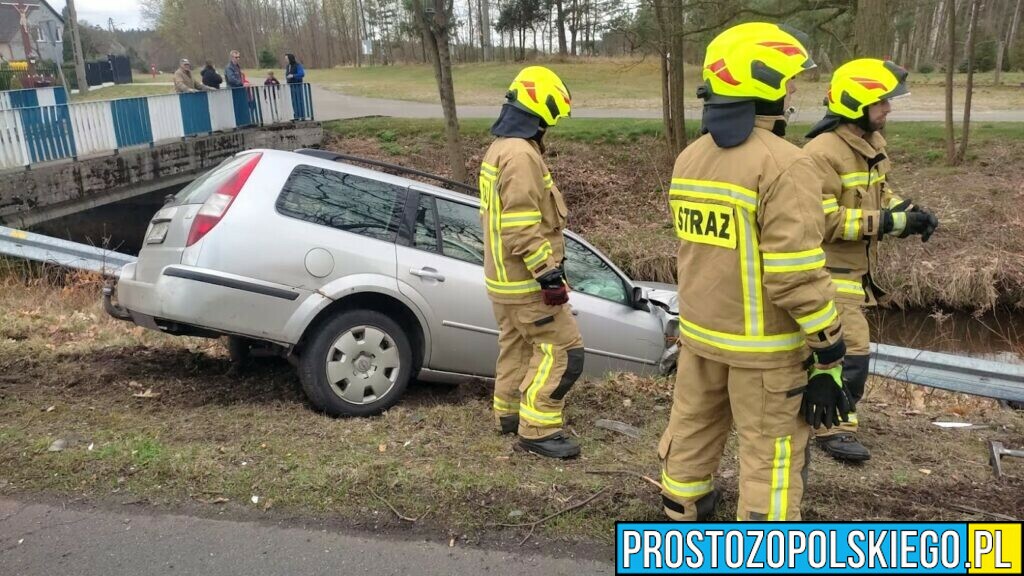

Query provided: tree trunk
[480,0,492,61]
[668,0,686,152]
[412,0,467,181]
[1009,0,1024,53]
[66,0,89,95]
[854,0,893,58]
[956,0,981,165]
[570,0,578,55]
[555,0,568,56]
[994,39,1004,84]
[945,0,957,164]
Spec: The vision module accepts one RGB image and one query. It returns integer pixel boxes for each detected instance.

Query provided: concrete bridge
[0,85,324,230]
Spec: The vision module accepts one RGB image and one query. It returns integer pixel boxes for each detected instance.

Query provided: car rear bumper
[108,262,308,344]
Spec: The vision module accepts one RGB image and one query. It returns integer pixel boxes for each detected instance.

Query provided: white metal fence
[0,83,315,170]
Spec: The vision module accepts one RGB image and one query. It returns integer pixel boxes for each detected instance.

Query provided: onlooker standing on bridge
[225,50,245,89]
[284,53,307,119]
[201,61,222,89]
[264,71,281,86]
[284,54,305,84]
[173,59,213,93]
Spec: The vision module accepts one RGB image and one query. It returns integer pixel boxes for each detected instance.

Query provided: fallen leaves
[133,389,160,399]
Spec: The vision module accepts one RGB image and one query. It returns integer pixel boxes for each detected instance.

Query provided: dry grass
[326,118,1024,311]
[1,277,1023,544]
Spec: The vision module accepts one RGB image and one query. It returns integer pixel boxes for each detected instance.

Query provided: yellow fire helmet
[506,66,572,126]
[701,22,815,103]
[826,58,910,119]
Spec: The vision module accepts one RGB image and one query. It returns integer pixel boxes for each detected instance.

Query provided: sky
[50,0,148,31]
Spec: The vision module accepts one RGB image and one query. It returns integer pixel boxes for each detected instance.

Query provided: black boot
[518,432,581,459]
[817,433,871,462]
[499,415,519,435]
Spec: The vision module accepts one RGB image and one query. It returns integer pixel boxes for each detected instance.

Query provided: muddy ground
[1,282,1022,552]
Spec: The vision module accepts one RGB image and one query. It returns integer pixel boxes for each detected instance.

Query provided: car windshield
[564,236,628,305]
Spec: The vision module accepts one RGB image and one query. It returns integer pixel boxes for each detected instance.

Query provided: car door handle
[410,267,445,282]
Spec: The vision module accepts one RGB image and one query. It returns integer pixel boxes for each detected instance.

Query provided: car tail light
[186,153,262,247]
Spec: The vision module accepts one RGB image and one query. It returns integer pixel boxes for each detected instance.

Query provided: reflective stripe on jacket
[480,137,568,303]
[670,116,843,369]
[804,123,902,306]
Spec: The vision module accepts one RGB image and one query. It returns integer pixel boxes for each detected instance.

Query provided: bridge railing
[0,83,315,170]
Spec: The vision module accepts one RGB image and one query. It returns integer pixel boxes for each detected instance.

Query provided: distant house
[0,1,65,64]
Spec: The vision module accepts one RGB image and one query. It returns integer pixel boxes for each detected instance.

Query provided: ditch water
[871,307,1024,364]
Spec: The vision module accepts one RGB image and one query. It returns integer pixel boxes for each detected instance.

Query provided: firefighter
[805,59,939,462]
[659,22,850,521]
[480,66,585,460]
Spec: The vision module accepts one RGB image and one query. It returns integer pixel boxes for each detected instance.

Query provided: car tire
[299,309,413,417]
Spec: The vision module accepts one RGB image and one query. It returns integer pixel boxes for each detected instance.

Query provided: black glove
[802,364,852,429]
[899,211,939,242]
[537,267,569,306]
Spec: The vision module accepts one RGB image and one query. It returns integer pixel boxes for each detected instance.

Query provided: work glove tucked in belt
[537,267,569,306]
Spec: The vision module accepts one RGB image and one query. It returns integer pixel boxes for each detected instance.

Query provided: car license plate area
[146,222,170,245]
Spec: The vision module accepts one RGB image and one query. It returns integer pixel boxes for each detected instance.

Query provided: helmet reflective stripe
[701,22,815,103]
[826,58,910,119]
[507,66,572,126]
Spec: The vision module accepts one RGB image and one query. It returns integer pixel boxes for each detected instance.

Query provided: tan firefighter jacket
[480,137,569,304]
[670,116,843,369]
[804,123,903,307]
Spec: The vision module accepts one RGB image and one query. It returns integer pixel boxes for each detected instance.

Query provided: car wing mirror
[630,286,650,312]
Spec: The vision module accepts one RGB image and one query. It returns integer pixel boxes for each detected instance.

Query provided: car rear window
[275,165,404,243]
[172,153,261,206]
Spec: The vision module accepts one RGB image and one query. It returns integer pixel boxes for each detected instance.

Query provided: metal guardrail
[1,225,1022,403]
[870,343,1024,402]
[0,225,136,276]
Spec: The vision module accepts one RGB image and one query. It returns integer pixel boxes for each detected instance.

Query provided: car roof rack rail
[294,149,477,196]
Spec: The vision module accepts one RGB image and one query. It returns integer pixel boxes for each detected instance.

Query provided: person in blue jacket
[285,54,305,84]
[285,53,308,119]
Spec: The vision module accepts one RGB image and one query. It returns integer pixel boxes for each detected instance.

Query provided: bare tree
[411,0,468,181]
[945,0,956,164]
[956,0,982,164]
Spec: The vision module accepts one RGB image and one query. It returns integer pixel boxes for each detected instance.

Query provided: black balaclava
[491,103,547,152]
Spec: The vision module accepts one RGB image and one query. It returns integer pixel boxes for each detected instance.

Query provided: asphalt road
[0,499,611,576]
[310,85,1024,122]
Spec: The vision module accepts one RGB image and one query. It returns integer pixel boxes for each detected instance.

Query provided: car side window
[276,165,403,242]
[436,198,485,265]
[564,236,628,305]
[413,195,440,252]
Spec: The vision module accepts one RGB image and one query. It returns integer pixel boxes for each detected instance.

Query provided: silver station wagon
[105,149,679,416]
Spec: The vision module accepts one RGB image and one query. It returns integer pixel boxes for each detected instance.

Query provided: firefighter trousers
[659,347,811,521]
[815,301,870,438]
[491,300,585,440]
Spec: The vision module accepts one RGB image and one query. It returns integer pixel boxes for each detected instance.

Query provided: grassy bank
[70,84,174,102]
[325,118,1024,311]
[0,279,1022,545]
[303,58,1024,112]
